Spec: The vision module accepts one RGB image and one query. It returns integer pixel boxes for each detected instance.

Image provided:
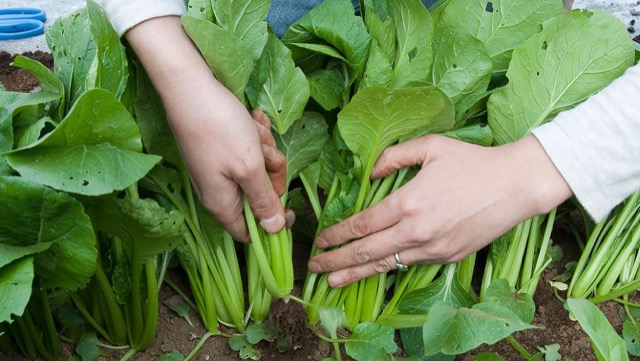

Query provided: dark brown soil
[1,52,637,361]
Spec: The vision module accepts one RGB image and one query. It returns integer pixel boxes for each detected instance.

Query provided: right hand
[125,16,286,242]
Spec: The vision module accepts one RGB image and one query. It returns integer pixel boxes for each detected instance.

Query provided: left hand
[307,134,572,288]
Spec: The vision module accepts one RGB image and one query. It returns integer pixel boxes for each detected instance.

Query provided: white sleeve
[93,0,187,36]
[532,62,640,221]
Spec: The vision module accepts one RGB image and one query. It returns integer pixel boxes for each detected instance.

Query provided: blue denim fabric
[266,0,439,38]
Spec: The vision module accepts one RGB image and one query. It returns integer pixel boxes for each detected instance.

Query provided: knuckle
[349,217,371,238]
[372,257,394,274]
[234,157,263,182]
[350,244,373,264]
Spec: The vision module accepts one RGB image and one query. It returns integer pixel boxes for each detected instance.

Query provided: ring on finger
[394,252,409,271]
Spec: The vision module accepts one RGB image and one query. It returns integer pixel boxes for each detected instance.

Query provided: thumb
[239,172,286,233]
[372,135,437,179]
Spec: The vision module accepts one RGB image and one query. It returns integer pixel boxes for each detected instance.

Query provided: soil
[1,51,639,361]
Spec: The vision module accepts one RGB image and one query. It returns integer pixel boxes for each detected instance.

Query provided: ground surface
[2,1,640,360]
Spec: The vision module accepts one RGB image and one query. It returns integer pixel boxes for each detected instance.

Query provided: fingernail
[328,273,345,288]
[315,237,327,248]
[308,260,321,273]
[260,214,285,232]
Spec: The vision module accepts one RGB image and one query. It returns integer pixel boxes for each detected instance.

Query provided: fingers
[262,144,287,196]
[314,195,402,249]
[371,136,442,179]
[325,253,398,288]
[252,108,287,196]
[235,160,286,234]
[308,221,405,274]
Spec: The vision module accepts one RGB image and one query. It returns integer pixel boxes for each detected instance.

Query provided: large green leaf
[213,0,270,61]
[88,197,184,267]
[0,257,34,323]
[182,16,255,104]
[46,8,96,105]
[275,112,328,186]
[487,10,634,145]
[337,86,454,176]
[133,65,180,166]
[438,0,563,70]
[0,176,97,290]
[483,278,535,323]
[363,0,396,64]
[565,298,628,361]
[431,26,492,123]
[87,0,129,99]
[282,0,371,81]
[5,89,161,195]
[422,301,539,355]
[388,0,434,88]
[344,322,397,360]
[248,33,310,134]
[0,243,51,269]
[398,268,475,315]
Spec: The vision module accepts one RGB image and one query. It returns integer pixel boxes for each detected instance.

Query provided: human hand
[307,134,572,287]
[125,17,286,241]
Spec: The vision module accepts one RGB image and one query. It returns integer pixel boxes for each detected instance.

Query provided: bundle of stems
[569,190,640,302]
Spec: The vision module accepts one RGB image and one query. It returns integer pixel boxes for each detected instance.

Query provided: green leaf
[438,0,563,70]
[344,322,397,360]
[623,320,640,356]
[182,16,255,104]
[0,176,97,290]
[275,112,328,185]
[46,8,96,104]
[441,124,493,146]
[213,0,270,61]
[431,26,492,123]
[488,10,634,145]
[88,197,184,268]
[483,278,535,323]
[228,335,261,360]
[400,327,455,361]
[5,89,161,195]
[75,329,101,361]
[0,242,52,269]
[565,298,628,361]
[473,352,506,361]
[282,0,371,81]
[307,67,348,110]
[157,349,185,361]
[112,259,132,305]
[338,86,454,178]
[168,302,194,328]
[14,116,56,148]
[388,0,434,88]
[422,301,539,355]
[398,267,475,315]
[244,322,277,344]
[248,33,310,134]
[133,65,180,166]
[318,307,347,339]
[11,56,65,105]
[187,0,214,20]
[0,257,34,323]
[86,0,128,99]
[536,343,561,361]
[362,0,396,64]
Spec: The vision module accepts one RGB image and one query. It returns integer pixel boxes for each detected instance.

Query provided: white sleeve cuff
[93,0,187,37]
[532,63,640,221]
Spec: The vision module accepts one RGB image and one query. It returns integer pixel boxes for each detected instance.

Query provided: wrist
[507,135,573,216]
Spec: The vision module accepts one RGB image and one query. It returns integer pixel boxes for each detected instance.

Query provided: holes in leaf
[485,2,494,13]
[542,41,548,50]
[82,180,89,186]
[504,322,510,327]
[452,63,458,69]
[536,71,540,76]
[408,48,417,61]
